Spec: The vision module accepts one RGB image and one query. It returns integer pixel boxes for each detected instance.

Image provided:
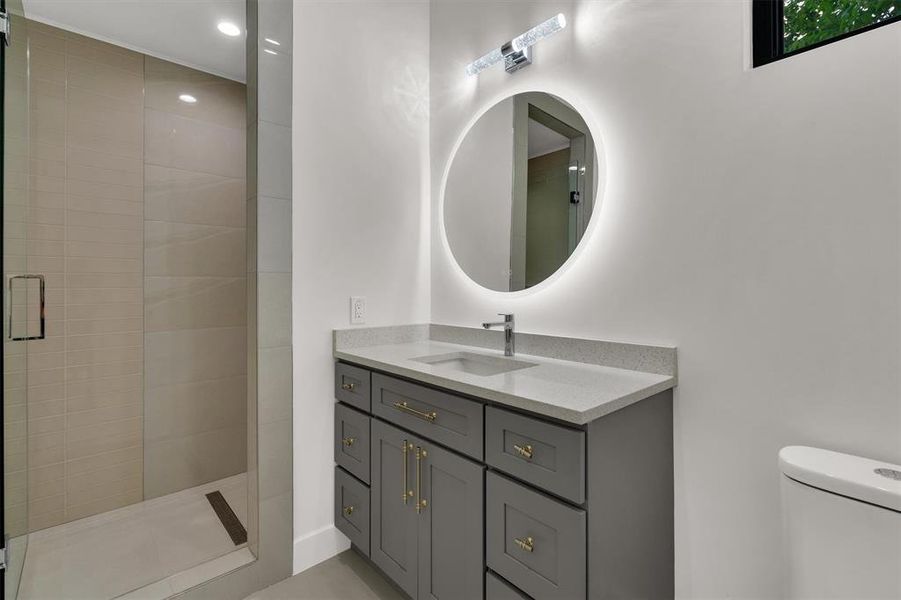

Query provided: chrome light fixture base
[502,42,531,73]
[465,13,566,77]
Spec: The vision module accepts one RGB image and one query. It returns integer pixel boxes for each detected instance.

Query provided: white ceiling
[528,119,571,159]
[23,0,247,82]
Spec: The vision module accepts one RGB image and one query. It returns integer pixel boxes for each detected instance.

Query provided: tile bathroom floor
[17,473,252,600]
[246,550,404,600]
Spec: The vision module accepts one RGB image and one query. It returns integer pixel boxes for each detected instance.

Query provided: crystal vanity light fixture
[465,13,567,76]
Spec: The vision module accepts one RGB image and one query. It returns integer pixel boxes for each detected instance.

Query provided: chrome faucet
[482,313,515,357]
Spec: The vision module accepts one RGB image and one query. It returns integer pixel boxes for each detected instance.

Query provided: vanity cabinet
[370,418,485,599]
[334,361,674,600]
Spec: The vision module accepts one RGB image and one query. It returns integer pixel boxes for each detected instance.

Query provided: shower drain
[874,467,901,481]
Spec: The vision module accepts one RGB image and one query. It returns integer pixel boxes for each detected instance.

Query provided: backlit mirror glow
[444,92,600,292]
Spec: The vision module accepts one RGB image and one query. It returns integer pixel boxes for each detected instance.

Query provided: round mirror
[443,92,601,292]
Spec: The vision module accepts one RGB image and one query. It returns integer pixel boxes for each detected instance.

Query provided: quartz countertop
[333,333,676,425]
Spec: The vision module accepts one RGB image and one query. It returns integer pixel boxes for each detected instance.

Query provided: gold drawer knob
[342,437,356,447]
[343,505,354,516]
[341,382,356,391]
[514,536,534,553]
[513,443,533,460]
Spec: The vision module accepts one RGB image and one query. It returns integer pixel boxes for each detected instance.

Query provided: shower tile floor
[17,473,252,600]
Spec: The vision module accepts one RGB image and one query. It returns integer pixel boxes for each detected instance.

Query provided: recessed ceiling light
[264,38,280,46]
[264,49,277,55]
[179,94,198,104]
[217,21,242,37]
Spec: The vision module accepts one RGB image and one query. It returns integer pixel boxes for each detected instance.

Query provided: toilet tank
[780,446,901,600]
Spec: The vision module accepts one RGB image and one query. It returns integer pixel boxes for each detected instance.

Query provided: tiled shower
[3,1,295,596]
[6,19,248,533]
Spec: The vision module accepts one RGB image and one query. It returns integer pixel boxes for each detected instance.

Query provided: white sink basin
[411,351,537,377]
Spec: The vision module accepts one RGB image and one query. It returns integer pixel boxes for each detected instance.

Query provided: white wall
[430,2,901,598]
[444,97,514,291]
[292,0,430,573]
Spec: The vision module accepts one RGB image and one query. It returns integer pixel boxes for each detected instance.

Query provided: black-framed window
[753,0,901,66]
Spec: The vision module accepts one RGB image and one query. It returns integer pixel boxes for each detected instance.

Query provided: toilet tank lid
[780,446,901,512]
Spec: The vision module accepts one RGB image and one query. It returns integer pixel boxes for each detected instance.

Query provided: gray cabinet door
[335,362,371,412]
[417,441,485,600]
[334,466,370,556]
[486,472,586,599]
[335,402,370,484]
[371,419,419,598]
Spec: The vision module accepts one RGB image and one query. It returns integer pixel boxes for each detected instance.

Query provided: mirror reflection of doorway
[511,94,596,290]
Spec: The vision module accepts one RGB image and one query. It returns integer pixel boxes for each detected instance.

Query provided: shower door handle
[8,274,45,341]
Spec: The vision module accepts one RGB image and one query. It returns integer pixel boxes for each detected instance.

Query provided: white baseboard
[292,524,351,575]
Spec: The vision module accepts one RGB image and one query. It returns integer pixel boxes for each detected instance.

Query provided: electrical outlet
[350,296,366,324]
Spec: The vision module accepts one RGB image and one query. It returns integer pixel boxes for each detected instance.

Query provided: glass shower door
[3,0,31,597]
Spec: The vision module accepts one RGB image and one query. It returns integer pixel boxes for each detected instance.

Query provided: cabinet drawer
[335,403,370,484]
[335,362,371,412]
[371,373,483,460]
[486,472,586,600]
[335,467,370,557]
[486,571,531,600]
[485,406,585,503]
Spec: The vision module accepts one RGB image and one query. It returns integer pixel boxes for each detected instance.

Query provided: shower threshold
[16,473,253,600]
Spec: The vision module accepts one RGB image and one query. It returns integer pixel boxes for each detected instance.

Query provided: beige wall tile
[29,508,67,532]
[145,57,246,129]
[145,276,246,332]
[145,327,245,386]
[66,417,143,460]
[65,36,143,74]
[66,317,143,335]
[67,388,141,413]
[144,222,245,277]
[66,241,142,260]
[145,109,245,178]
[67,350,136,373]
[67,302,143,320]
[66,287,143,305]
[30,45,66,83]
[144,426,247,499]
[67,373,142,400]
[14,20,249,530]
[145,375,246,441]
[68,146,142,175]
[67,402,142,430]
[66,56,144,102]
[67,197,143,218]
[65,458,143,506]
[67,225,142,245]
[65,487,142,522]
[66,257,142,275]
[68,178,143,203]
[145,165,245,227]
[67,210,142,231]
[67,445,142,476]
[28,28,66,53]
[67,332,142,351]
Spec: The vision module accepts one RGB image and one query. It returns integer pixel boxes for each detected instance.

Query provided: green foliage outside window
[783,0,901,52]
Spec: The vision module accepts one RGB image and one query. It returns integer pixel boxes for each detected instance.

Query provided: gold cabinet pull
[416,446,428,513]
[514,536,534,553]
[394,401,437,423]
[513,443,533,460]
[343,505,354,516]
[402,440,411,504]
[342,437,356,447]
[341,382,356,391]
